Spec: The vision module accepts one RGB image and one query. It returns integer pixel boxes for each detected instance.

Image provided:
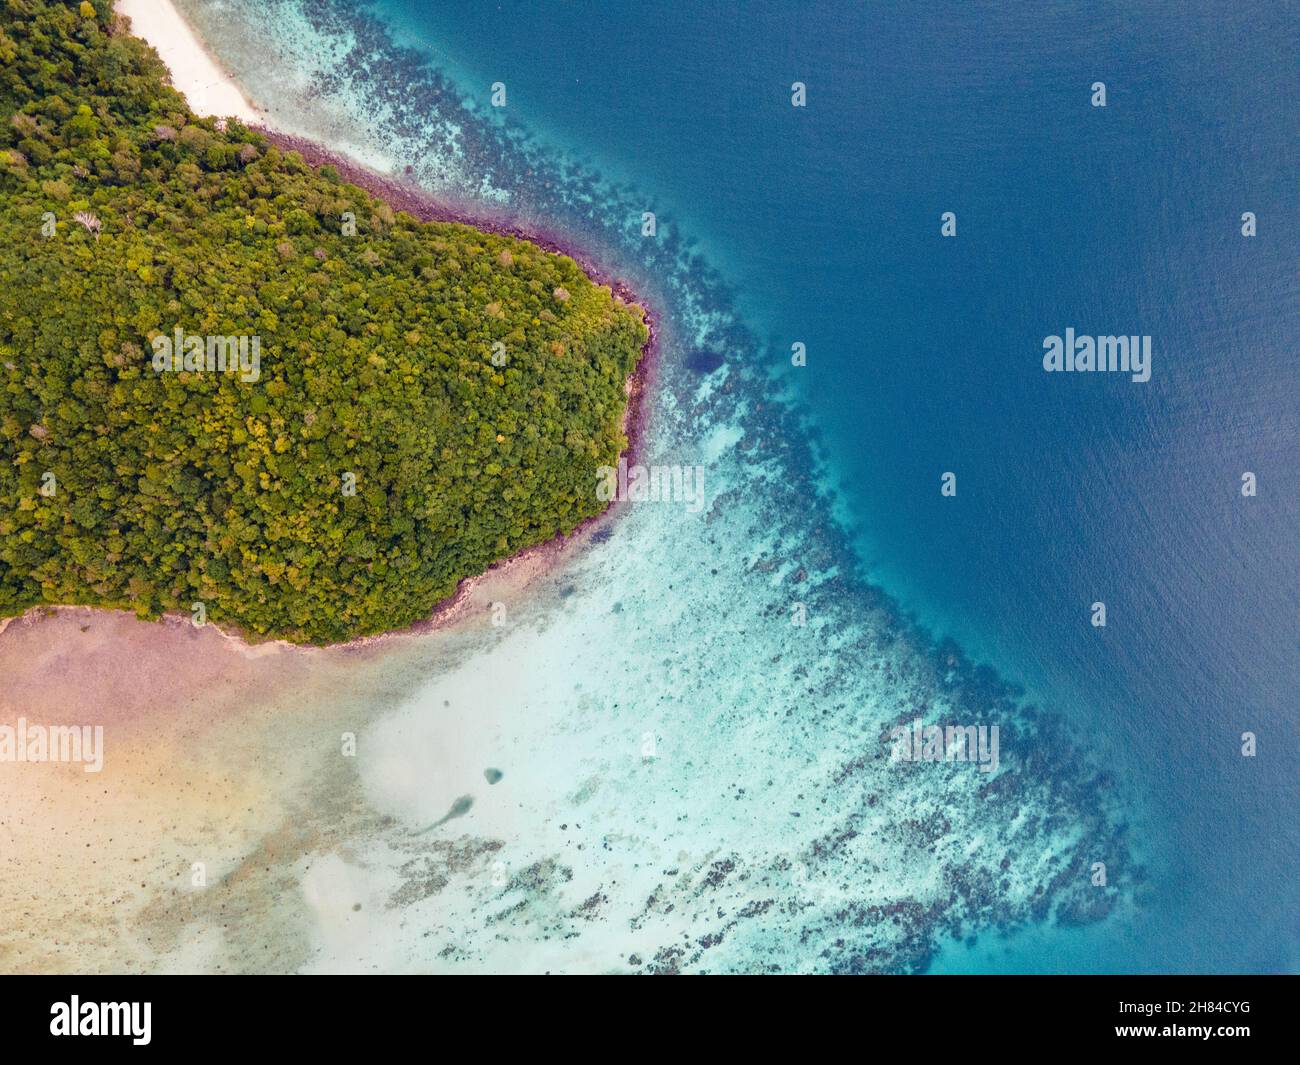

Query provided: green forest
[0,0,648,643]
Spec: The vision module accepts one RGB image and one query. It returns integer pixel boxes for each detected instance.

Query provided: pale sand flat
[116,0,265,124]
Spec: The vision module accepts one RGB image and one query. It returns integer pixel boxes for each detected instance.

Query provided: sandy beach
[116,0,265,124]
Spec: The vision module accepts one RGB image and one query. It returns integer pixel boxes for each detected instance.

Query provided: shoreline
[9,0,661,654]
[115,0,265,124]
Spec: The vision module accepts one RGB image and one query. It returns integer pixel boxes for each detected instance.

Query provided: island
[0,0,650,644]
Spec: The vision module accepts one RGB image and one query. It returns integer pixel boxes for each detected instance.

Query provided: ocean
[171,0,1297,972]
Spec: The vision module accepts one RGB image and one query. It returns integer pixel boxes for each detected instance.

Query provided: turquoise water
[173,0,1297,972]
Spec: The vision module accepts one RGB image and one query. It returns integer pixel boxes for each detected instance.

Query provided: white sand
[116,0,265,124]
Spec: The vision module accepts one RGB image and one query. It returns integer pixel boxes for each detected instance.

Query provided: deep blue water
[365,0,1297,972]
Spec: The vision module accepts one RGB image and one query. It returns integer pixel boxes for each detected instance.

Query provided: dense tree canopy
[0,0,647,642]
